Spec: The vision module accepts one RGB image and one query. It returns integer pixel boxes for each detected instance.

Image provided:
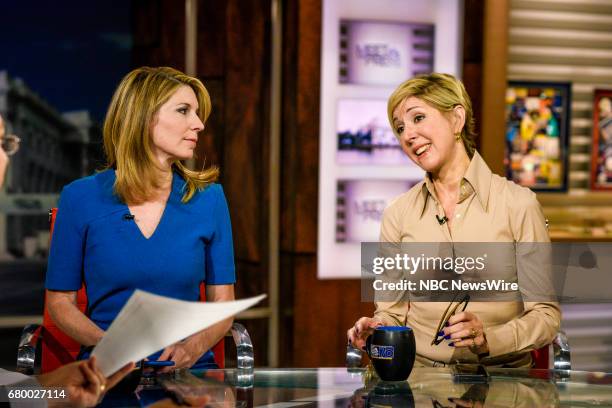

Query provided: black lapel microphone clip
[436,214,448,225]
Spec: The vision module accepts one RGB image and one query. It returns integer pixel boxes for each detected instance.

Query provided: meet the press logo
[355,44,401,67]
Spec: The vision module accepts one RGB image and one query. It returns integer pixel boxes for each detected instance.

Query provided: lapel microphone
[123,214,135,221]
[436,214,448,225]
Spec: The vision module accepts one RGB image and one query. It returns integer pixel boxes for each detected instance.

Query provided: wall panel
[131,0,186,71]
[222,0,271,264]
[132,0,272,367]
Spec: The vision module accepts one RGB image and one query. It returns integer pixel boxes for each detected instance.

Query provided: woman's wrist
[184,333,208,356]
[477,332,490,358]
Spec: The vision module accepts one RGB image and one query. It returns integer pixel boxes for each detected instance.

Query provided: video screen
[336,99,412,165]
[335,179,418,243]
[339,19,434,86]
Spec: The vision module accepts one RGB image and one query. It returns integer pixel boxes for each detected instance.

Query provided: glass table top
[126,366,612,407]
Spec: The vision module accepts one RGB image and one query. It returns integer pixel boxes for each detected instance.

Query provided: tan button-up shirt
[375,151,561,366]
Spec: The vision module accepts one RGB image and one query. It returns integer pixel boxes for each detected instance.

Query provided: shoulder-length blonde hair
[387,73,477,157]
[103,66,218,204]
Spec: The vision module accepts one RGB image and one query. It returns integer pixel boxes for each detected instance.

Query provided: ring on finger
[99,384,106,392]
[470,328,479,338]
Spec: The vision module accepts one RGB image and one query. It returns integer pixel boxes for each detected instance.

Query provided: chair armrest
[17,324,41,375]
[553,330,571,372]
[346,343,364,369]
[230,323,254,370]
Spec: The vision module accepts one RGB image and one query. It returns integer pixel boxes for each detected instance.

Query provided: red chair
[17,208,253,374]
[531,332,571,371]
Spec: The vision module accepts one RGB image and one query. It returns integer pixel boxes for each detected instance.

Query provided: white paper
[91,290,266,376]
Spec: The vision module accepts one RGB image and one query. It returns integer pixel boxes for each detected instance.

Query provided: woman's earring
[455,132,461,141]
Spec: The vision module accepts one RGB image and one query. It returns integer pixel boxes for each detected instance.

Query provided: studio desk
[95,366,612,407]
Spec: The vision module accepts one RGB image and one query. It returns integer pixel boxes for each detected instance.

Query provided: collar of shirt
[419,151,493,219]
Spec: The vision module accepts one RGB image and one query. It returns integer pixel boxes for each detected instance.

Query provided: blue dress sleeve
[205,185,236,285]
[45,186,85,290]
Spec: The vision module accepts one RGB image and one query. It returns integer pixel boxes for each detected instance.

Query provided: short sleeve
[45,186,84,290]
[205,185,236,285]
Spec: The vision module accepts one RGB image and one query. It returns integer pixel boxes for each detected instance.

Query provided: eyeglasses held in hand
[431,292,470,346]
[1,134,20,156]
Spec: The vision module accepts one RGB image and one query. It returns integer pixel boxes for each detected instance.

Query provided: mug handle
[365,334,372,359]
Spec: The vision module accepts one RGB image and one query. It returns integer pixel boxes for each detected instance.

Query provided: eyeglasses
[431,292,470,346]
[1,134,20,156]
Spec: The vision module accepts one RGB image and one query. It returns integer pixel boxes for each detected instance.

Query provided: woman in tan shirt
[347,73,560,367]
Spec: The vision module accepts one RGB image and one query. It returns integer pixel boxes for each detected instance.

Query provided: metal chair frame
[18,322,254,375]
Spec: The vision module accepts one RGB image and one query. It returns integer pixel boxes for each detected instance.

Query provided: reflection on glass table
[128,366,612,408]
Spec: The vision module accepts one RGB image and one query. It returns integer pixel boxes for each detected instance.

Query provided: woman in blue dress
[45,66,236,370]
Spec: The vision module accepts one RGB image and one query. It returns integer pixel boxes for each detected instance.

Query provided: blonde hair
[103,66,218,204]
[387,73,476,157]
